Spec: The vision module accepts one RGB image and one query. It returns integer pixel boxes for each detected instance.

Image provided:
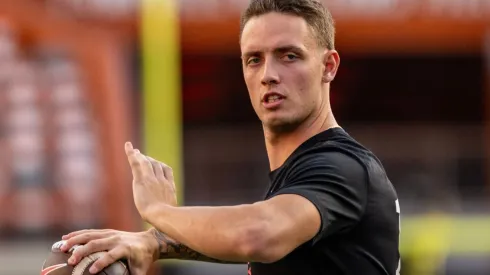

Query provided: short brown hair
[240,0,335,50]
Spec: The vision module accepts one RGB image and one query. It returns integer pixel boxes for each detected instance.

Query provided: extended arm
[127,142,321,264]
[144,195,320,263]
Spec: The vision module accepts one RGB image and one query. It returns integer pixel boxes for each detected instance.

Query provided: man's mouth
[263,92,285,103]
[266,95,282,103]
[262,92,286,109]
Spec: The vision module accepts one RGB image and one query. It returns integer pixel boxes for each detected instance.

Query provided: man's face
[240,12,332,132]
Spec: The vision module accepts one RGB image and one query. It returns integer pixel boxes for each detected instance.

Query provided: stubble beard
[262,113,309,135]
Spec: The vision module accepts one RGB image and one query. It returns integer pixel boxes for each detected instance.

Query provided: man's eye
[284,54,298,61]
[247,57,260,65]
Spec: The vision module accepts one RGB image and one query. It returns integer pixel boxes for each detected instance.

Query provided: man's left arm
[127,142,322,264]
[61,195,321,267]
[144,194,322,264]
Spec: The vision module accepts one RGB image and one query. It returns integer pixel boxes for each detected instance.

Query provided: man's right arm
[150,228,244,264]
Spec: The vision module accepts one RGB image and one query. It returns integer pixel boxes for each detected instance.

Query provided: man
[61,0,401,274]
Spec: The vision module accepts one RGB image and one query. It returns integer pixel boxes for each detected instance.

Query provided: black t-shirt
[249,127,400,275]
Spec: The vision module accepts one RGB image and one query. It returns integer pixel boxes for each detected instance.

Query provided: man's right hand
[60,229,160,275]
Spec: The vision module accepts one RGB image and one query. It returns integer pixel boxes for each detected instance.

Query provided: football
[41,240,130,275]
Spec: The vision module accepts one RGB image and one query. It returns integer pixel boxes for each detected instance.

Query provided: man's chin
[263,118,301,134]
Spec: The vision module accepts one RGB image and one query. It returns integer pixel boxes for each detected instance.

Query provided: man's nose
[261,59,280,86]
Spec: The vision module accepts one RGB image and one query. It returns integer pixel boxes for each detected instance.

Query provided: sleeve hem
[268,190,329,245]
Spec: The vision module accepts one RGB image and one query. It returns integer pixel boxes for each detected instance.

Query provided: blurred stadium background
[1,0,490,274]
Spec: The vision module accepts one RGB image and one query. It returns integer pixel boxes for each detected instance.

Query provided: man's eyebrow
[241,45,305,59]
[274,45,304,54]
[241,50,261,59]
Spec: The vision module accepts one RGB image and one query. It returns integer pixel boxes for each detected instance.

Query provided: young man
[61,0,401,274]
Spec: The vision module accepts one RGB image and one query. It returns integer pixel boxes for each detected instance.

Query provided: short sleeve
[270,151,368,244]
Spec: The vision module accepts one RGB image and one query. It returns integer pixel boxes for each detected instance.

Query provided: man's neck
[264,109,339,171]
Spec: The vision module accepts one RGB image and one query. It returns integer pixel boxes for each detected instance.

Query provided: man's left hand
[60,229,159,275]
[125,142,177,220]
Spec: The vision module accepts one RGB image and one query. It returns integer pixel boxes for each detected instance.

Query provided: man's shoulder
[285,145,367,185]
[289,135,371,171]
[285,131,388,183]
[297,128,374,159]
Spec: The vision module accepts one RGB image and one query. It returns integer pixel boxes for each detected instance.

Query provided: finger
[88,246,126,274]
[135,151,155,180]
[62,229,111,241]
[127,149,154,183]
[61,230,115,252]
[160,163,174,182]
[124,142,134,156]
[69,236,117,265]
[62,229,89,241]
[147,157,165,181]
[126,144,144,181]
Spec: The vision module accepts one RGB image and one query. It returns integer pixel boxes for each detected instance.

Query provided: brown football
[41,240,130,275]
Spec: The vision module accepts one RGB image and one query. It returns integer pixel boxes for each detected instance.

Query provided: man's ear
[322,50,340,83]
